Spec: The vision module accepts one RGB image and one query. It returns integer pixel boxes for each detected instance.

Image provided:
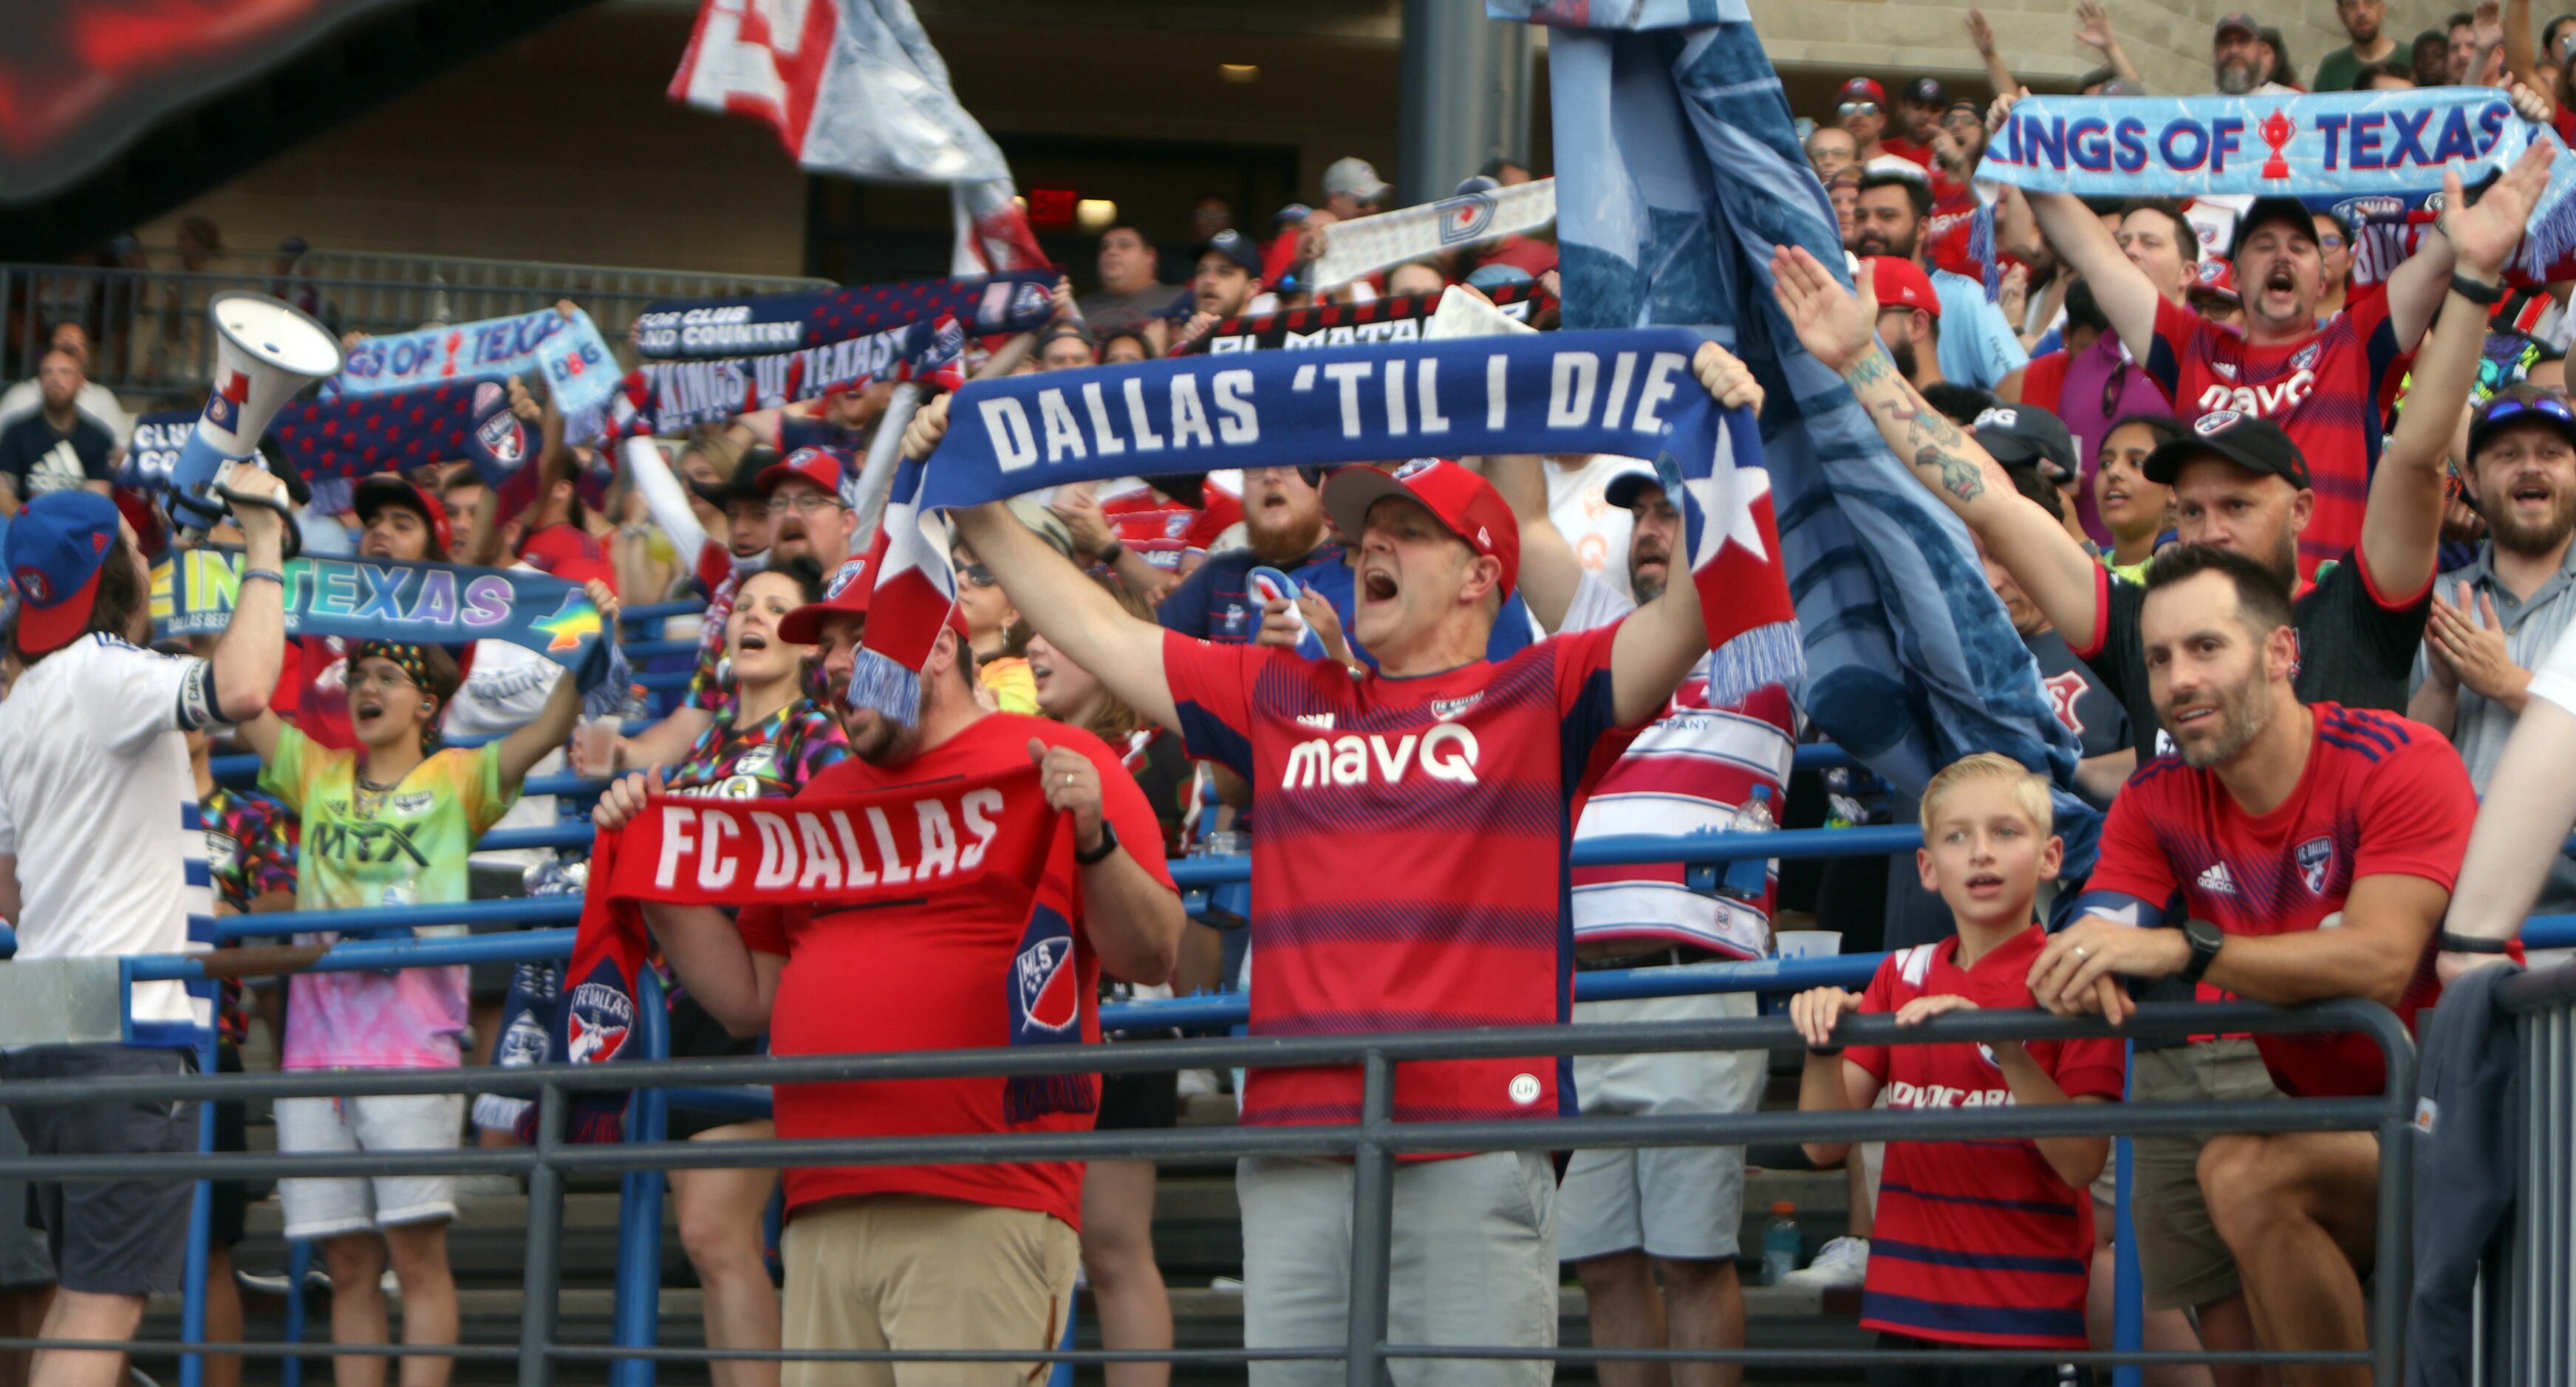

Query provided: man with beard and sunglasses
[2029,543,2478,1386]
[2004,101,2557,583]
[2408,388,2576,916]
[1487,453,1792,1387]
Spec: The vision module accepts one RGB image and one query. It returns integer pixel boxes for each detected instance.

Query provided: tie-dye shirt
[200,786,299,1046]
[260,727,517,1070]
[664,699,853,801]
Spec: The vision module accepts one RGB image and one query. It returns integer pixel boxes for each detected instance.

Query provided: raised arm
[1989,96,2162,355]
[211,469,292,723]
[1772,244,2108,649]
[498,580,618,787]
[2507,0,2541,89]
[2072,0,2145,87]
[1964,9,2019,100]
[912,397,1181,730]
[2442,693,2576,967]
[1481,453,1582,631]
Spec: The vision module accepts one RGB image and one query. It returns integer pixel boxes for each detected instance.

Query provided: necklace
[353,770,404,817]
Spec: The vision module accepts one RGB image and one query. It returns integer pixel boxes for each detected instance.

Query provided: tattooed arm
[1772,244,2107,650]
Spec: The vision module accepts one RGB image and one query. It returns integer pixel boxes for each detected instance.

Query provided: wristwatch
[1096,540,1125,566]
[2178,918,2227,985]
[2439,931,2511,955]
[1074,820,1121,867]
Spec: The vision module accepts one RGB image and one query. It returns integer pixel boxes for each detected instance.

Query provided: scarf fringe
[1703,620,1805,710]
[1004,1073,1099,1125]
[849,645,926,727]
[1969,202,2001,303]
[2521,183,2576,278]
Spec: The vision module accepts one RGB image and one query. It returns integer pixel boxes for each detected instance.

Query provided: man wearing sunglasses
[1833,77,1919,169]
[2408,388,2576,924]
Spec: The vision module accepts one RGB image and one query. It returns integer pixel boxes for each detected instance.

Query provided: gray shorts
[1558,990,1765,1263]
[2,1046,198,1297]
[275,1092,464,1240]
[1239,1150,1557,1387]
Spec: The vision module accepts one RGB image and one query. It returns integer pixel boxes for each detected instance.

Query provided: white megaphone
[163,291,343,542]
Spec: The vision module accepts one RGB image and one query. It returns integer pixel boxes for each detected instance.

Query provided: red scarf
[547,765,1080,1142]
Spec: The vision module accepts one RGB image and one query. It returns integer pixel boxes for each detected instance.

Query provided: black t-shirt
[2074,552,2428,763]
[2026,626,2131,808]
[0,411,113,500]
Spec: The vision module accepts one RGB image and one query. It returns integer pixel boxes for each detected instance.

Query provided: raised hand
[2073,0,2118,52]
[1769,244,1876,373]
[2442,142,2555,276]
[1965,7,1997,57]
[1692,341,1766,412]
[902,392,952,461]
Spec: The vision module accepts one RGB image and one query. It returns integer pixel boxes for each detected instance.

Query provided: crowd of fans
[9,4,2576,1386]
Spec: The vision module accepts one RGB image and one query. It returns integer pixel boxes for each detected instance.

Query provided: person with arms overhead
[901,340,1763,1384]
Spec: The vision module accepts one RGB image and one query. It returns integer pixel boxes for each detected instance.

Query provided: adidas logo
[1295,713,1336,731]
[2196,862,2237,896]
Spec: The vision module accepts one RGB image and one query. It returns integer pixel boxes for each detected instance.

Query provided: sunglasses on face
[2316,234,2348,250]
[957,563,1000,589]
[1838,101,1882,120]
[2478,391,2575,426]
[768,493,845,514]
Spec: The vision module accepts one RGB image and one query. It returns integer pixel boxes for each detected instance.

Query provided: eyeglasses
[767,493,846,514]
[349,666,419,693]
[1837,101,1882,120]
[957,563,1000,589]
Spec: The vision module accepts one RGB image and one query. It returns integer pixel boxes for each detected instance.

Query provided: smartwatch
[1074,820,1121,867]
[2179,917,2227,985]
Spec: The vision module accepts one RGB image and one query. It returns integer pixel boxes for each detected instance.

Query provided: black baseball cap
[1901,77,1946,106]
[2470,391,2576,459]
[1195,229,1263,275]
[1972,404,2078,483]
[2144,411,2312,489]
[2230,196,2317,258]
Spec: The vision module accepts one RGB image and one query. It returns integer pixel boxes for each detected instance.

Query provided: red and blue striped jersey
[1161,623,1631,1132]
[2142,292,2401,582]
[2077,703,2476,1098]
[1847,928,2126,1350]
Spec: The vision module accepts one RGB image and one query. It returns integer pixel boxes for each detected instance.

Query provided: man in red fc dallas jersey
[918,344,1760,1384]
[2034,544,2474,1386]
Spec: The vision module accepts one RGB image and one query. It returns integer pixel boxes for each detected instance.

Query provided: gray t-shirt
[1078,283,1190,333]
[2410,544,2576,912]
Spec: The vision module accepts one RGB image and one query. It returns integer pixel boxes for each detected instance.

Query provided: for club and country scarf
[1493,0,2101,882]
[853,328,1800,726]
[550,765,1084,1142]
[606,312,976,438]
[153,546,627,697]
[328,307,626,420]
[1308,178,1559,290]
[1183,281,1557,355]
[1972,89,2576,278]
[632,272,1058,360]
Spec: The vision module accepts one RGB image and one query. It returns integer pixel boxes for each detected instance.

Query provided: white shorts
[1557,990,1766,1263]
[275,1092,465,1240]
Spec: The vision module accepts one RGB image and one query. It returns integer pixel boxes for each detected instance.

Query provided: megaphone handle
[213,483,302,561]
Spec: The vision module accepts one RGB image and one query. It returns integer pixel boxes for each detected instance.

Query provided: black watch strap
[2178,918,2225,986]
[1074,820,1121,866]
[2439,931,2512,955]
[2452,272,2507,306]
[1096,540,1124,566]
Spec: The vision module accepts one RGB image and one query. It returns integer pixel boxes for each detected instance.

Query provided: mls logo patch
[1434,191,1497,244]
[497,1010,552,1066]
[1014,933,1079,1034]
[2295,835,2335,894]
[1393,457,1441,481]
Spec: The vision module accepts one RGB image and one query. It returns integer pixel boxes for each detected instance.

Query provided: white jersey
[0,635,218,1044]
[1562,573,1796,959]
[1545,456,1639,602]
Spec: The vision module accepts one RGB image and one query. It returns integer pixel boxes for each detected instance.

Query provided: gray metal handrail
[2486,959,2576,1384]
[0,258,830,397]
[0,999,2419,1386]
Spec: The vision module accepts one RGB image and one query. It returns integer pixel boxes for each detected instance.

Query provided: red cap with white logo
[1319,459,1521,598]
[1868,256,1941,318]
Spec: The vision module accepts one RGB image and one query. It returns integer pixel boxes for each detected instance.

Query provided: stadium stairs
[143,1038,1874,1385]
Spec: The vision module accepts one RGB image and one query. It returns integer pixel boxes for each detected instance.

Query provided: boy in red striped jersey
[1791,754,2125,1380]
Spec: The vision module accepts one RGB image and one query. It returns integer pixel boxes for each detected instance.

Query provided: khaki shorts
[1559,991,1766,1263]
[779,1194,1079,1387]
[2128,1037,2283,1312]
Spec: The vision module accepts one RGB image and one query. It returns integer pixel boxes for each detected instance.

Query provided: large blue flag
[1494,0,2100,876]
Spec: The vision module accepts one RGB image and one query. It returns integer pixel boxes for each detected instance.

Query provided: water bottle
[1763,1202,1801,1286]
[1719,785,1775,901]
[618,682,651,722]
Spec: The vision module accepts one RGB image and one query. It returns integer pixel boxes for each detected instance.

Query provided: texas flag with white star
[1671,406,1802,708]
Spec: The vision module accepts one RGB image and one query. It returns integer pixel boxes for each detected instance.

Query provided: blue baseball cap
[4,490,122,654]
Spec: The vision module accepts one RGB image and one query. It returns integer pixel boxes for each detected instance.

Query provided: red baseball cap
[1319,459,1520,597]
[1868,257,1941,318]
[354,473,454,558]
[1837,77,1886,107]
[777,555,873,643]
[2190,257,2241,304]
[757,446,846,497]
